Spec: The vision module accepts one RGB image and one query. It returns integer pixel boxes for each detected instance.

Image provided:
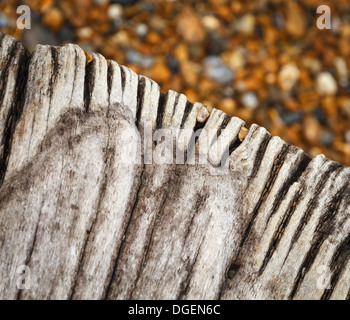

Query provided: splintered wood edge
[0,32,349,301]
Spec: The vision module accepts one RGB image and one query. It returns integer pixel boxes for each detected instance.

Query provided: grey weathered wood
[0,33,349,300]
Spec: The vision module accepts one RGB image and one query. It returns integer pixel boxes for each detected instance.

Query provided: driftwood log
[0,32,349,300]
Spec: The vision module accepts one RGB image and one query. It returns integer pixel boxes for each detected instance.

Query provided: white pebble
[316,72,338,95]
[242,92,258,109]
[76,27,93,39]
[136,23,148,38]
[202,15,220,31]
[227,49,246,70]
[234,14,256,35]
[108,4,123,20]
[278,63,300,92]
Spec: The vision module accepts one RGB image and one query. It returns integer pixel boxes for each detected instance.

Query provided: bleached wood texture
[0,33,349,300]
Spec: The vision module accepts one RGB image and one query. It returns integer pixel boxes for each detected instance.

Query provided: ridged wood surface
[0,33,349,300]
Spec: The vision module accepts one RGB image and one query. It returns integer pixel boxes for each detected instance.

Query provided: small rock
[196,106,210,123]
[238,127,249,141]
[149,16,166,32]
[235,80,246,92]
[313,108,327,126]
[207,33,226,55]
[166,55,179,74]
[263,57,279,73]
[236,108,254,123]
[198,79,215,97]
[274,13,285,29]
[126,50,154,68]
[322,131,334,147]
[180,61,200,86]
[147,31,161,45]
[321,96,337,116]
[110,30,129,46]
[331,16,342,33]
[140,56,154,69]
[126,49,141,65]
[265,73,277,85]
[278,63,300,92]
[222,86,235,98]
[108,4,123,20]
[234,14,255,35]
[334,57,348,79]
[220,98,237,117]
[242,92,258,109]
[303,116,321,145]
[174,43,189,62]
[281,112,303,125]
[149,63,170,84]
[42,8,64,32]
[76,27,93,39]
[204,56,234,85]
[301,57,322,74]
[201,15,220,31]
[316,72,338,96]
[0,13,8,28]
[339,77,349,88]
[285,1,306,38]
[176,6,205,43]
[135,23,148,39]
[84,51,93,64]
[224,49,246,71]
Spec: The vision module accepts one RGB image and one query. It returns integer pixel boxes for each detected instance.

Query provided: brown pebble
[220,98,237,117]
[84,51,93,64]
[42,7,64,32]
[238,127,249,141]
[196,105,210,123]
[303,116,321,145]
[176,6,205,44]
[149,63,170,84]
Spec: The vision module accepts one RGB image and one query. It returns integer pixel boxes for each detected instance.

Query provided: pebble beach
[1,0,350,166]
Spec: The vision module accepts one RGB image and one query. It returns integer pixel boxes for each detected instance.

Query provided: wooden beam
[0,33,349,300]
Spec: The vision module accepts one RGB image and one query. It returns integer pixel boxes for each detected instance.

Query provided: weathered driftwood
[0,32,349,300]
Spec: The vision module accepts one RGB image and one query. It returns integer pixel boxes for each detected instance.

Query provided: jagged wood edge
[0,33,349,300]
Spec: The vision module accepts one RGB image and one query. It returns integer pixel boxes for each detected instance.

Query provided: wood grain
[0,33,349,300]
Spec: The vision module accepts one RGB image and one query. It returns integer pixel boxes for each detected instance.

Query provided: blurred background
[1,0,350,166]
